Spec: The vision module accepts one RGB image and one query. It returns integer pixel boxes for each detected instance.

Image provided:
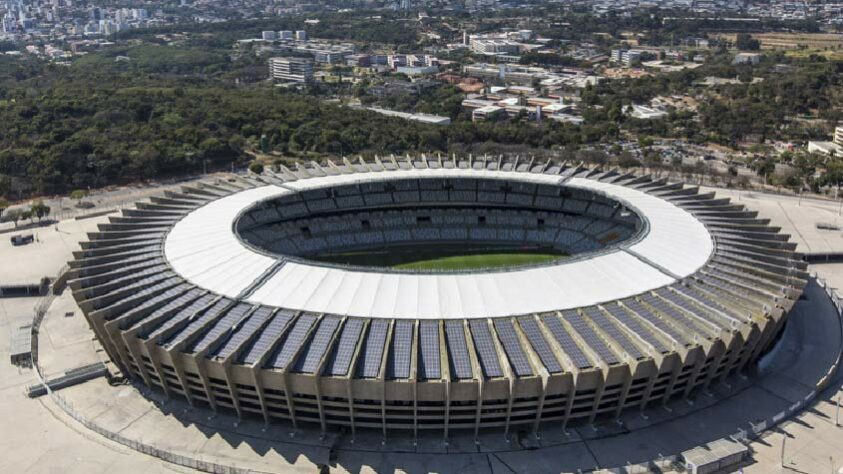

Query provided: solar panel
[657,289,732,329]
[687,284,751,321]
[85,263,167,299]
[78,259,165,288]
[468,319,503,378]
[358,319,389,378]
[622,298,688,346]
[388,320,414,379]
[210,307,275,360]
[517,317,563,373]
[187,303,253,354]
[143,293,217,340]
[445,320,472,379]
[698,274,760,304]
[162,298,233,348]
[111,283,191,327]
[238,310,295,365]
[562,310,620,365]
[294,316,341,374]
[128,288,203,333]
[102,274,181,315]
[492,319,533,376]
[418,321,441,380]
[325,318,364,376]
[265,313,318,370]
[541,314,592,369]
[640,293,710,337]
[601,304,668,354]
[582,307,644,360]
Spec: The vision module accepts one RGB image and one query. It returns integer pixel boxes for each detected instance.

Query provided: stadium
[68,155,807,440]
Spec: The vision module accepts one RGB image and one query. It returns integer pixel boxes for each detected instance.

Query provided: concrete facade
[68,158,805,441]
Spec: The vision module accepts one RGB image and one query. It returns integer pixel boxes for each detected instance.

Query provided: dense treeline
[580,52,843,145]
[115,12,420,48]
[0,55,606,198]
[2,8,842,199]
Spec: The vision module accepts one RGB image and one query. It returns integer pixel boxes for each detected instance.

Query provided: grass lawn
[392,252,563,271]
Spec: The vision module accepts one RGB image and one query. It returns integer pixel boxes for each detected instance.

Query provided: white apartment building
[269,56,314,83]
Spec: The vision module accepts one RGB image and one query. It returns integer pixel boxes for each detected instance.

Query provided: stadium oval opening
[234,176,647,272]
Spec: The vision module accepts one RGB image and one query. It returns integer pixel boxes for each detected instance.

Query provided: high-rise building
[278,30,293,40]
[295,30,307,41]
[261,30,277,41]
[269,57,314,83]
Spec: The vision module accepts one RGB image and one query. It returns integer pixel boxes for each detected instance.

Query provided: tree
[30,200,50,222]
[5,208,23,227]
[248,161,264,174]
[70,189,88,200]
[735,34,760,51]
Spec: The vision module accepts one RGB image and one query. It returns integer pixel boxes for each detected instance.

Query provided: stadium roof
[164,168,713,319]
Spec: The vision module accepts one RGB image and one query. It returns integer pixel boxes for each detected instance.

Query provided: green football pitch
[314,246,567,271]
[392,252,562,271]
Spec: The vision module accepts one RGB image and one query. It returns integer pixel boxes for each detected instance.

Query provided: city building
[611,49,642,68]
[732,52,761,65]
[269,56,313,83]
[625,104,669,120]
[808,141,843,157]
[295,30,307,41]
[365,107,451,125]
[470,38,521,55]
[807,125,843,157]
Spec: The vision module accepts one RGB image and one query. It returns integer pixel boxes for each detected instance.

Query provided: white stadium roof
[164,168,714,319]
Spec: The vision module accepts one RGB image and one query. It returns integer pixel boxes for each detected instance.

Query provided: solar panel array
[238,310,295,365]
[686,284,749,321]
[562,310,620,365]
[659,288,732,329]
[622,298,687,346]
[187,303,253,354]
[94,273,173,310]
[112,284,191,327]
[111,277,185,324]
[444,320,473,380]
[699,274,760,304]
[493,319,533,376]
[136,290,210,338]
[468,319,503,378]
[708,266,777,293]
[210,307,275,360]
[358,319,389,378]
[601,303,667,354]
[583,307,645,359]
[418,321,441,380]
[325,318,364,376]
[265,313,317,370]
[294,316,341,374]
[541,314,592,369]
[162,298,232,348]
[87,263,167,299]
[517,317,563,373]
[388,320,414,379]
[640,293,709,338]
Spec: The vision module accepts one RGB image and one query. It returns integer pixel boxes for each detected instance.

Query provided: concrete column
[586,370,607,425]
